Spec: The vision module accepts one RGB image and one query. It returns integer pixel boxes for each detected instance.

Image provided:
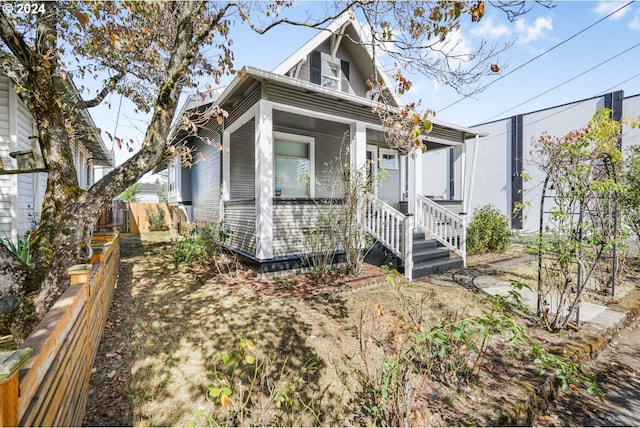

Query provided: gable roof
[271,12,402,107]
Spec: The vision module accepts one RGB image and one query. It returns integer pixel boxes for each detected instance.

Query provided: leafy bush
[173,227,220,265]
[466,204,512,255]
[146,205,166,231]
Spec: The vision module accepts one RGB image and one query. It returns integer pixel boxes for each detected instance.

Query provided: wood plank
[21,306,86,426]
[18,284,86,419]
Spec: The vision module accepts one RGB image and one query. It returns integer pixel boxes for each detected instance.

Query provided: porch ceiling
[273,110,350,137]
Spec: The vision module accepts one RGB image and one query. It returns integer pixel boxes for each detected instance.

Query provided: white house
[167,14,486,279]
[0,72,114,241]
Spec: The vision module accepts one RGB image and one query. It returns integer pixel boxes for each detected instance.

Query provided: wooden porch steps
[410,233,463,279]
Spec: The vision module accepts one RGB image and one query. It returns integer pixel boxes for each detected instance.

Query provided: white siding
[422,148,450,200]
[230,120,255,200]
[0,74,13,238]
[191,131,221,225]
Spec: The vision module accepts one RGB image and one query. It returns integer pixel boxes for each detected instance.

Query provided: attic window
[321,59,340,89]
[310,51,349,92]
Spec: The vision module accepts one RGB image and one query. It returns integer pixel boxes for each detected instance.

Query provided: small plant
[1,231,32,264]
[466,204,513,255]
[146,205,166,231]
[199,336,329,426]
[173,227,219,265]
[303,210,339,284]
[356,278,602,426]
[274,275,297,291]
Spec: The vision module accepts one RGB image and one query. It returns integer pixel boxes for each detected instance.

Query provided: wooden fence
[0,232,120,426]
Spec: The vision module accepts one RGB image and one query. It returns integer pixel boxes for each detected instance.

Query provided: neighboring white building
[136,181,164,203]
[449,90,640,231]
[0,72,114,241]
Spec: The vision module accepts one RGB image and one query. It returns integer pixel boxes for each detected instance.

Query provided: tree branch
[76,71,126,109]
[0,11,36,69]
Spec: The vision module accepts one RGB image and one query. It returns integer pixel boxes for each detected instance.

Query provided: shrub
[173,227,219,265]
[146,205,166,231]
[466,204,512,255]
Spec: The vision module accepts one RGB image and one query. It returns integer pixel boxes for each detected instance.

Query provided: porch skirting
[224,198,345,261]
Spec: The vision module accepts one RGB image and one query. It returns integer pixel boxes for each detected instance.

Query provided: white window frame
[320,52,341,90]
[379,148,399,170]
[273,131,315,198]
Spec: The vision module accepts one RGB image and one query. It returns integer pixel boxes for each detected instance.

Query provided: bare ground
[82,232,640,427]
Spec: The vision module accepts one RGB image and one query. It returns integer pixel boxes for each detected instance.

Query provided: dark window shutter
[340,60,350,92]
[310,50,321,85]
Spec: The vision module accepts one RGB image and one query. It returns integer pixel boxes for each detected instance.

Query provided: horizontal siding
[229,119,255,200]
[266,84,380,124]
[272,203,337,257]
[191,131,221,225]
[223,203,256,255]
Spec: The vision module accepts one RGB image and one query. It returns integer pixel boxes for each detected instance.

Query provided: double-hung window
[273,132,315,198]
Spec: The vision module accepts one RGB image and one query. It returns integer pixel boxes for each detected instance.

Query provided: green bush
[146,205,166,231]
[173,227,219,265]
[466,205,512,255]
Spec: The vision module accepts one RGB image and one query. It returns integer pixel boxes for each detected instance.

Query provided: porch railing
[416,194,466,263]
[364,194,414,279]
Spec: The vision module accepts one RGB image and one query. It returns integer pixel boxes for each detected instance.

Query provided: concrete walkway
[437,254,629,330]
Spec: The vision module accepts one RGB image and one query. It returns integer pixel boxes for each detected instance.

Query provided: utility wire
[481,41,640,122]
[477,70,640,140]
[437,0,635,113]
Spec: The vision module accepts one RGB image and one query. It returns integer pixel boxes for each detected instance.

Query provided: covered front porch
[218,91,485,278]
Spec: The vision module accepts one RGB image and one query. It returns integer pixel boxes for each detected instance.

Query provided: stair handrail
[363,194,412,265]
[415,194,466,263]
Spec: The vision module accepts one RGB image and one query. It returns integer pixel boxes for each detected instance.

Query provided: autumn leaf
[116,137,122,149]
[75,11,89,27]
[41,59,51,69]
[490,64,500,73]
[220,394,233,409]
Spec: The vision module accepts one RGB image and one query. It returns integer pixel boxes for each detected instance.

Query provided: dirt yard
[82,232,640,427]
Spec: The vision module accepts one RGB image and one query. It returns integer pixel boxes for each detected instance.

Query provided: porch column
[350,121,367,172]
[255,100,274,259]
[452,145,466,200]
[407,148,423,215]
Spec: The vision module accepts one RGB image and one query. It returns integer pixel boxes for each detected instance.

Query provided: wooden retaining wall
[0,233,120,426]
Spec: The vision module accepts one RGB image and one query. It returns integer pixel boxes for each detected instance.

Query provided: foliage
[192,336,329,426]
[466,204,513,255]
[303,209,340,284]
[173,227,220,265]
[118,183,142,203]
[532,108,629,331]
[145,205,166,231]
[1,232,32,265]
[356,276,601,426]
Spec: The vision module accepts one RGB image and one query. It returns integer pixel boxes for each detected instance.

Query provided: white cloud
[593,1,630,20]
[469,16,512,40]
[630,9,640,30]
[515,16,553,44]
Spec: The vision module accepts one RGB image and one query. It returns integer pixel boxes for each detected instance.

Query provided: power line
[481,41,640,122]
[475,70,640,140]
[437,0,635,113]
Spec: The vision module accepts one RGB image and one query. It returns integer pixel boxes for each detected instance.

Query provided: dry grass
[83,233,640,427]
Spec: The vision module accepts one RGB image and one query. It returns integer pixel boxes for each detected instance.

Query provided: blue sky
[90,0,640,169]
